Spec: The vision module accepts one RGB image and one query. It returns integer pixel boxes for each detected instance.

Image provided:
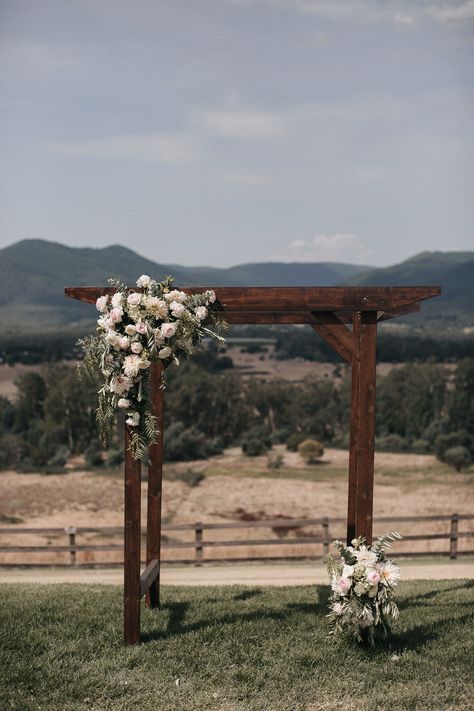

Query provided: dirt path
[1,558,473,587]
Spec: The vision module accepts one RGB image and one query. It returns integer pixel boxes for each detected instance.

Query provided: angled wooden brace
[309,311,360,364]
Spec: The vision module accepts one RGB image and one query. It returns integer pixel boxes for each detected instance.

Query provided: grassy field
[1,581,473,710]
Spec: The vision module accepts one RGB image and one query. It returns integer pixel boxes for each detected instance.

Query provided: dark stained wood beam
[309,311,359,364]
[65,285,441,313]
[124,426,142,645]
[146,362,164,609]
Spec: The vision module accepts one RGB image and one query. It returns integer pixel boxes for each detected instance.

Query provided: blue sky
[1,0,473,267]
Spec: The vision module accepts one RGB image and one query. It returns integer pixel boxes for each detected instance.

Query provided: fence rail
[0,513,473,567]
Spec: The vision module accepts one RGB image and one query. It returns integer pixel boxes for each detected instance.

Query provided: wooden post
[146,362,165,609]
[450,513,459,559]
[195,523,203,566]
[65,526,77,566]
[124,425,142,645]
[322,517,330,556]
[347,311,377,544]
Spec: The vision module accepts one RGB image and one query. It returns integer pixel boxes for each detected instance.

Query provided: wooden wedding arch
[66,285,440,644]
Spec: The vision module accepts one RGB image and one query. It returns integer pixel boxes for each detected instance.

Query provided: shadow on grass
[141,586,331,644]
[397,580,474,610]
[367,611,474,657]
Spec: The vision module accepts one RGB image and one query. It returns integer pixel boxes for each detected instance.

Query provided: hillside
[345,251,474,328]
[0,240,473,334]
[0,239,368,334]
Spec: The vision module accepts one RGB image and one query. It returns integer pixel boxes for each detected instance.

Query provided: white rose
[97,317,108,329]
[161,322,177,338]
[154,329,165,346]
[125,324,136,336]
[165,290,187,303]
[127,292,141,306]
[96,295,109,312]
[170,301,186,317]
[111,292,123,307]
[126,412,140,427]
[119,336,130,350]
[105,331,121,348]
[135,321,147,335]
[117,398,130,409]
[109,307,123,324]
[206,290,216,303]
[158,346,172,359]
[136,275,151,288]
[131,342,143,354]
[195,306,208,321]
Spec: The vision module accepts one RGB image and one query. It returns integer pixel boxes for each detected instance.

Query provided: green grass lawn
[1,581,473,711]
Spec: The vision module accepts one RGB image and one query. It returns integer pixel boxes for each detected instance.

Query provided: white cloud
[41,133,201,164]
[428,0,474,24]
[284,233,371,262]
[224,172,274,185]
[196,110,287,138]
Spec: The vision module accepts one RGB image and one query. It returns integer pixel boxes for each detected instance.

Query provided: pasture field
[1,446,473,565]
[1,581,473,710]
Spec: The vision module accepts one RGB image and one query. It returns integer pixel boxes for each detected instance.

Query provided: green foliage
[298,438,324,464]
[165,468,205,487]
[164,421,221,462]
[376,433,407,452]
[242,438,269,457]
[443,446,472,472]
[267,453,284,470]
[286,432,309,451]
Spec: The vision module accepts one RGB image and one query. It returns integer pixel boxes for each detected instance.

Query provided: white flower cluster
[87,274,223,459]
[325,533,401,645]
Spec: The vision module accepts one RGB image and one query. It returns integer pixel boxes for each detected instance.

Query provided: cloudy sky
[1,0,473,267]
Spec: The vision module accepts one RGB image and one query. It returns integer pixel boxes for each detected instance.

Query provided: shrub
[286,432,309,452]
[298,439,324,464]
[165,422,221,462]
[443,446,472,472]
[47,446,70,467]
[168,469,205,487]
[105,449,124,467]
[242,439,268,457]
[267,453,284,470]
[435,430,474,461]
[375,434,407,452]
[84,440,104,468]
[410,439,430,454]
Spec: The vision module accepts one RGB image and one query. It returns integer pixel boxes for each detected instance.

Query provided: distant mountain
[0,239,370,334]
[345,251,474,327]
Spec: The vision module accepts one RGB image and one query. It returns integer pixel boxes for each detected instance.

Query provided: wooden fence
[0,514,473,567]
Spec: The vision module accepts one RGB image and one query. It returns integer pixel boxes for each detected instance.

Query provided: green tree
[447,359,474,436]
[298,438,324,464]
[443,446,472,472]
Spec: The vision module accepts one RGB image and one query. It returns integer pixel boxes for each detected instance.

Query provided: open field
[1,581,473,711]
[1,447,473,565]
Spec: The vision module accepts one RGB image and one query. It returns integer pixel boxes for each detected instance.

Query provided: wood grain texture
[146,362,164,609]
[354,312,377,544]
[309,311,359,364]
[124,426,142,645]
[65,285,441,315]
[347,312,361,544]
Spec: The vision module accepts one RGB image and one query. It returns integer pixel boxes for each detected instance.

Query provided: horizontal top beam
[65,286,440,320]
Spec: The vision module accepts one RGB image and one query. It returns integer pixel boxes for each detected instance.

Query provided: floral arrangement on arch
[78,274,226,460]
[325,532,402,646]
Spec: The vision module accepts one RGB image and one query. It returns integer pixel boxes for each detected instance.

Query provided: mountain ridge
[0,239,472,333]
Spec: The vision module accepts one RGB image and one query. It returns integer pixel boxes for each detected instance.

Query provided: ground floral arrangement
[325,532,402,646]
[78,275,226,460]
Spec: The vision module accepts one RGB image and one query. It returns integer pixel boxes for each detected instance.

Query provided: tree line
[0,354,473,472]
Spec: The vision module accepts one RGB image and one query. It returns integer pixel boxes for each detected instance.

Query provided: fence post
[195,523,203,566]
[65,526,77,566]
[322,517,330,556]
[450,513,459,560]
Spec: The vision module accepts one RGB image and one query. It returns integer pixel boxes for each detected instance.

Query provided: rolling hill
[345,251,474,327]
[0,239,369,334]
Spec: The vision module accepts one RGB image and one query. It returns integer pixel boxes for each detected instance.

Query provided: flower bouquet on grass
[78,275,226,461]
[324,532,402,646]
